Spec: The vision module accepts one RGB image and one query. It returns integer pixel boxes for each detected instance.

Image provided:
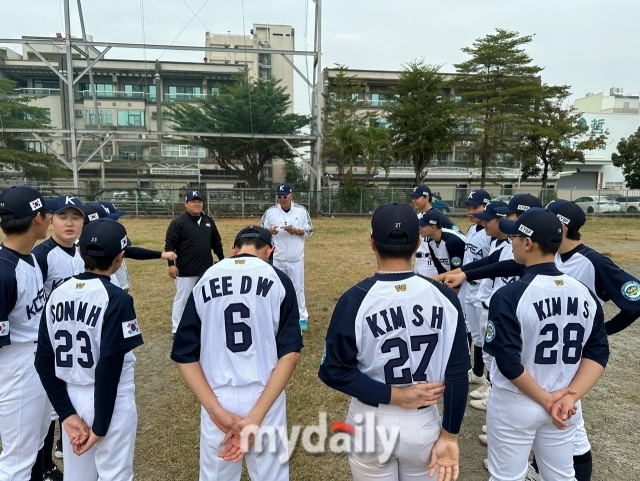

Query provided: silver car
[573,196,621,214]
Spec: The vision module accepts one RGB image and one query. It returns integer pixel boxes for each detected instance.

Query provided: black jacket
[164,212,224,277]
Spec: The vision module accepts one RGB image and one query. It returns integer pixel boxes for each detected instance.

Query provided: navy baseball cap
[84,203,119,225]
[99,200,126,218]
[462,189,491,207]
[546,199,586,230]
[419,209,442,227]
[499,208,563,248]
[495,193,542,215]
[0,185,55,220]
[79,219,129,257]
[234,226,274,247]
[276,183,292,196]
[409,184,432,198]
[371,203,419,245]
[52,195,84,215]
[473,200,508,220]
[185,190,203,202]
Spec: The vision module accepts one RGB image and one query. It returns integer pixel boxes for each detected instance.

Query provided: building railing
[358,99,396,108]
[164,93,207,102]
[15,88,61,95]
[75,90,156,101]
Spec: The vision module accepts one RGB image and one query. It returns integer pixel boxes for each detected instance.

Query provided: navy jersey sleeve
[32,241,52,284]
[465,259,522,282]
[208,217,224,261]
[582,294,609,368]
[170,293,201,363]
[273,267,304,358]
[92,351,125,436]
[0,265,18,347]
[318,280,392,405]
[585,250,640,335]
[123,246,162,260]
[164,218,181,266]
[435,280,471,434]
[461,247,502,273]
[445,234,466,269]
[100,284,143,357]
[483,281,529,363]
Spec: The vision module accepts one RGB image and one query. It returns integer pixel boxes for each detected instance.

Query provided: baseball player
[460,190,492,386]
[171,226,303,481]
[418,210,467,276]
[261,183,314,330]
[0,185,55,481]
[35,219,144,481]
[319,203,470,481]
[483,208,609,481]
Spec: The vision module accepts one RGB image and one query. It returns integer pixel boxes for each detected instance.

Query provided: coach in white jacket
[261,183,313,330]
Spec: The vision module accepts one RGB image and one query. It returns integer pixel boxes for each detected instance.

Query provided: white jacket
[261,202,313,263]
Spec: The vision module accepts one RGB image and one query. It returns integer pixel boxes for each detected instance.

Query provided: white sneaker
[524,463,540,481]
[478,434,488,446]
[482,424,487,434]
[469,379,491,400]
[483,458,489,470]
[468,369,486,384]
[470,397,488,411]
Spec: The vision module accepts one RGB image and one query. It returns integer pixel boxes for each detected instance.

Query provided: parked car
[432,199,450,214]
[493,195,514,203]
[111,190,166,205]
[615,196,640,213]
[573,196,621,214]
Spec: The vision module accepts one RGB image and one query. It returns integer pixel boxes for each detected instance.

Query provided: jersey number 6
[382,334,438,384]
[225,303,253,353]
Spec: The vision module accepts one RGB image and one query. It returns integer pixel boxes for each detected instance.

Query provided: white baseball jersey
[463,224,492,304]
[261,203,313,263]
[485,267,608,394]
[0,245,46,346]
[171,255,303,390]
[33,237,85,296]
[415,228,465,277]
[475,239,509,306]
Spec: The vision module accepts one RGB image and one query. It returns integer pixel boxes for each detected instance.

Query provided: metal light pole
[63,0,79,190]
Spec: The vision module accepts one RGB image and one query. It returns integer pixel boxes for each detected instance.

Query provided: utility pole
[63,0,79,190]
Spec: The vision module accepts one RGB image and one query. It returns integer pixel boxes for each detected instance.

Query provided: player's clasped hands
[62,414,103,456]
[394,382,445,409]
[543,388,579,430]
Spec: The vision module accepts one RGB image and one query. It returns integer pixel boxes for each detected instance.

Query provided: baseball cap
[51,195,84,215]
[499,208,563,248]
[462,189,491,207]
[409,184,432,198]
[0,185,56,220]
[546,199,586,230]
[495,193,542,215]
[371,203,419,245]
[473,200,508,220]
[79,218,129,257]
[234,226,274,247]
[276,183,292,196]
[83,203,119,225]
[419,209,442,227]
[185,190,203,202]
[99,200,126,218]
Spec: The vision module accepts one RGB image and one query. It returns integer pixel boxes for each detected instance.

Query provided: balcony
[359,99,396,108]
[75,90,156,101]
[164,93,207,102]
[15,88,61,96]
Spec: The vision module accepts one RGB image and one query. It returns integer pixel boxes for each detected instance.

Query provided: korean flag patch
[122,320,141,338]
[0,321,9,336]
[29,198,42,211]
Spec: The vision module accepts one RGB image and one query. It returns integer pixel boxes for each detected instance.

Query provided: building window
[117,110,145,127]
[211,87,220,95]
[79,83,114,96]
[167,86,202,101]
[33,80,59,90]
[25,140,52,153]
[623,102,630,109]
[24,108,51,121]
[86,109,113,125]
[161,144,206,158]
[124,84,156,100]
[371,117,390,129]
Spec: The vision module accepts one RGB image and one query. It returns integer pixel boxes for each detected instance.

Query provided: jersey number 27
[383,334,438,384]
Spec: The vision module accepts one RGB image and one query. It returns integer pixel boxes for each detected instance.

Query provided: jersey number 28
[382,334,438,384]
[535,323,585,365]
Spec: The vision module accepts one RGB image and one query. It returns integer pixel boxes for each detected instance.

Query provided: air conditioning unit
[127,153,138,161]
[151,111,157,119]
[75,110,83,118]
[137,134,146,140]
[163,134,173,139]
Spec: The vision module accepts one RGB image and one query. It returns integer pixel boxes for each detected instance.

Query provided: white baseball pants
[273,258,308,320]
[0,343,51,481]
[61,382,137,481]
[487,387,577,481]
[347,398,442,481]
[414,258,437,278]
[199,385,288,481]
[465,301,482,348]
[172,276,199,333]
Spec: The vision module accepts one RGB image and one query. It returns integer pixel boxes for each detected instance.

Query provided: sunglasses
[507,234,527,241]
[277,195,290,199]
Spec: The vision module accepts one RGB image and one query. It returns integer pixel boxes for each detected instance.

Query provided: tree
[322,65,369,177]
[386,61,458,185]
[284,159,304,185]
[452,29,544,187]
[165,75,309,188]
[361,126,393,184]
[612,126,640,189]
[518,85,608,190]
[0,78,68,181]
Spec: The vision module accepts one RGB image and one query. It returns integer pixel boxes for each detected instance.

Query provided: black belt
[482,302,489,310]
[416,253,428,258]
[359,398,430,409]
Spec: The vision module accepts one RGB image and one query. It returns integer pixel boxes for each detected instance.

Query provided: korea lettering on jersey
[44,277,139,386]
[355,276,459,385]
[0,249,46,346]
[192,256,288,390]
[488,242,519,302]
[464,225,492,304]
[487,274,600,394]
[474,239,508,307]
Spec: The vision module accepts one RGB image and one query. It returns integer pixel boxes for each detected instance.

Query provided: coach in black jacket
[165,190,224,334]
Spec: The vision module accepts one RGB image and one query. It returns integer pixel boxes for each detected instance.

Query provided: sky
[2,0,639,116]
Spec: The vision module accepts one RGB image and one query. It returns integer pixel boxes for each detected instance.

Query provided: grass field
[12,215,640,479]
